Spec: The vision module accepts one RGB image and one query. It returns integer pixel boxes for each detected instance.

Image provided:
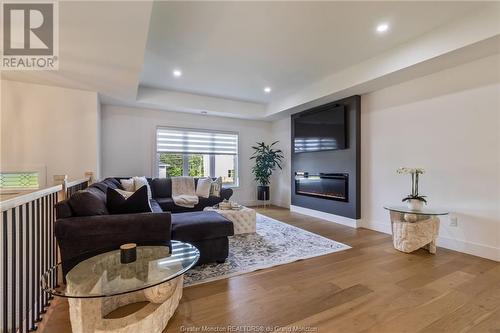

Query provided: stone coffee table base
[68,275,183,333]
[390,211,440,254]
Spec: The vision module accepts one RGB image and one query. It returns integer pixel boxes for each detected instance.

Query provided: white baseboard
[362,220,392,234]
[271,200,290,209]
[238,200,262,207]
[361,220,500,262]
[436,237,500,262]
[290,205,362,229]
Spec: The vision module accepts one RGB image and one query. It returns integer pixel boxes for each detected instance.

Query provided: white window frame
[154,126,239,187]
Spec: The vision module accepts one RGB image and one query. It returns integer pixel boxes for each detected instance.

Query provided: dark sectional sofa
[55,177,234,276]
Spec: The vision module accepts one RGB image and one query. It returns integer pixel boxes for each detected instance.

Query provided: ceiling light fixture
[264,87,272,93]
[376,23,389,33]
[173,69,182,77]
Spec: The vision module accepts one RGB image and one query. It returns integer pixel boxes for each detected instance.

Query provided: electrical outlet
[449,216,458,227]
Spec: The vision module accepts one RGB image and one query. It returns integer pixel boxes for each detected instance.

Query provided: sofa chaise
[55,177,234,276]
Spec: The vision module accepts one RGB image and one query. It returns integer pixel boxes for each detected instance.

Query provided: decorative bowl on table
[214,201,242,210]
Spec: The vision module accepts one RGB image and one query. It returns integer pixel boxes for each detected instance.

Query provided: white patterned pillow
[196,177,212,198]
[210,177,222,197]
[120,178,135,192]
[133,176,152,200]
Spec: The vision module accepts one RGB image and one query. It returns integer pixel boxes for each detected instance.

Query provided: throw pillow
[115,188,135,199]
[106,186,152,214]
[120,178,135,192]
[68,189,108,216]
[196,177,212,198]
[102,178,122,190]
[133,176,152,200]
[210,177,223,197]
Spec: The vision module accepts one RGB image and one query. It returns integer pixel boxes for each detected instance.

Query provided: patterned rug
[184,213,351,286]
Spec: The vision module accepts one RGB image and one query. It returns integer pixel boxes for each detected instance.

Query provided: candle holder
[120,243,137,264]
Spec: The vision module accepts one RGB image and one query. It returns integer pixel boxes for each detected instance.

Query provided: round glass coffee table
[42,241,199,333]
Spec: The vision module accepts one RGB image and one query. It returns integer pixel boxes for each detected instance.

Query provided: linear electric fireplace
[295,172,348,202]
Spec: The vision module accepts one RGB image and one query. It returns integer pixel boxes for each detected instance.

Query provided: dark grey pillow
[68,189,109,216]
[151,178,171,198]
[106,186,152,215]
[89,182,107,193]
[102,178,122,190]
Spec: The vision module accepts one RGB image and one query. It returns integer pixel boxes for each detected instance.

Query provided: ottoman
[204,206,256,234]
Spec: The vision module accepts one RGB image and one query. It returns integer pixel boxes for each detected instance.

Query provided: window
[156,127,238,186]
[0,172,39,189]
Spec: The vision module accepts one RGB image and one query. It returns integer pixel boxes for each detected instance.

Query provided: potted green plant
[250,141,284,201]
[397,167,427,210]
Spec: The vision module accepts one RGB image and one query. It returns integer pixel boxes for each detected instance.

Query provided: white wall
[271,54,500,261]
[361,54,500,261]
[100,105,272,205]
[1,80,100,185]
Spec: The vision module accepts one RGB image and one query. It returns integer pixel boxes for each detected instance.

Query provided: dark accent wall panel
[291,95,361,219]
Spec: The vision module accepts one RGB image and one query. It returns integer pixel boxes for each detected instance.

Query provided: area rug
[184,213,350,286]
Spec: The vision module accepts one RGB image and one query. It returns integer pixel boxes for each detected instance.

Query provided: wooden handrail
[0,184,62,212]
[64,178,90,189]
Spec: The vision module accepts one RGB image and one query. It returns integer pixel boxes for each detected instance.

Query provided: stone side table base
[390,213,440,254]
[68,275,183,333]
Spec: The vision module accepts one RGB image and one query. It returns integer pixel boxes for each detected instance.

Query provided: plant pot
[407,199,424,211]
[257,185,270,201]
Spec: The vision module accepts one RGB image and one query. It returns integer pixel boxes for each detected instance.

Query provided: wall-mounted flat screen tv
[293,105,346,153]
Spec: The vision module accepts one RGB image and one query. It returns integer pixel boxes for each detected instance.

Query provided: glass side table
[42,241,199,333]
[384,206,449,254]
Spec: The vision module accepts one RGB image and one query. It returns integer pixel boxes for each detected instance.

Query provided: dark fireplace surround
[291,95,361,220]
[295,172,348,202]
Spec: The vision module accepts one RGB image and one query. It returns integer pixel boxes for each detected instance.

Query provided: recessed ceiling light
[173,69,182,77]
[264,87,272,93]
[376,23,389,33]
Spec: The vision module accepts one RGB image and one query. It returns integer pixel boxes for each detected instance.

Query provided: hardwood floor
[41,206,500,333]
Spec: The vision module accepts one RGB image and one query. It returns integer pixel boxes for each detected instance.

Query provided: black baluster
[35,199,41,322]
[19,205,24,333]
[40,197,44,310]
[44,195,49,306]
[2,210,8,333]
[25,202,30,333]
[48,194,53,301]
[30,201,37,331]
[12,207,17,333]
[51,194,54,289]
[54,194,59,288]
[52,193,57,288]
[41,196,47,310]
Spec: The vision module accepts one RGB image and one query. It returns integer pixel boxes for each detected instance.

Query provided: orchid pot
[397,167,427,211]
[407,198,424,211]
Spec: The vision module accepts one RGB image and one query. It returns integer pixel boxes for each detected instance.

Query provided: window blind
[157,127,238,155]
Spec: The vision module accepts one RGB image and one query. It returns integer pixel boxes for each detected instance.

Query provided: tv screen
[293,105,346,153]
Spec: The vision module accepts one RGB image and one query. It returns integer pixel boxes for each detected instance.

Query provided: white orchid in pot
[397,167,427,211]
